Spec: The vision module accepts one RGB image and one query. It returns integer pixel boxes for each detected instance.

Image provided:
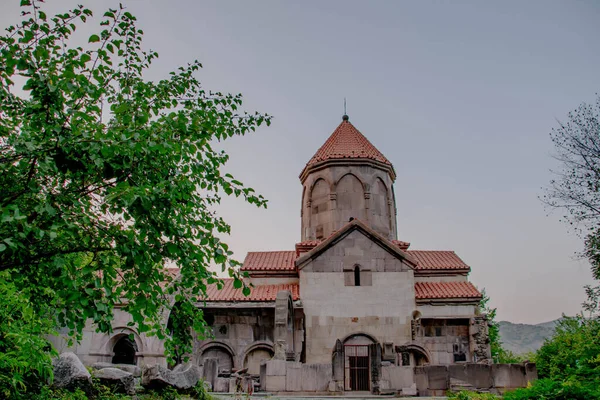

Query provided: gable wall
[299,230,416,363]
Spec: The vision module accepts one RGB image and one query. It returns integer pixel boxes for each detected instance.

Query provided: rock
[52,352,92,393]
[94,368,136,395]
[142,364,202,390]
[91,362,142,377]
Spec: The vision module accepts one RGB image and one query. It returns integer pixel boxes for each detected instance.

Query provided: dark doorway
[345,345,370,391]
[112,336,138,365]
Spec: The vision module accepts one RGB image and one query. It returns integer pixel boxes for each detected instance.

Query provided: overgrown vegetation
[26,379,212,399]
[502,94,600,400]
[0,0,270,397]
[448,390,499,399]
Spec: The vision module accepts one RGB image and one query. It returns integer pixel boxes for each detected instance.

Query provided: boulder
[52,352,92,393]
[142,364,201,390]
[94,368,135,395]
[91,362,142,377]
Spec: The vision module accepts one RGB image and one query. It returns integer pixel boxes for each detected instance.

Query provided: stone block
[265,375,286,392]
[285,363,302,391]
[259,364,266,391]
[265,359,287,376]
[214,377,229,393]
[492,364,527,389]
[202,358,218,388]
[525,362,538,383]
[52,352,92,394]
[426,365,448,390]
[448,363,493,389]
[382,365,413,390]
[93,368,135,395]
[303,363,332,391]
[401,385,418,396]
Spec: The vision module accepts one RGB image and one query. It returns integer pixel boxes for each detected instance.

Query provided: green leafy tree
[0,0,271,391]
[503,312,600,400]
[0,272,57,398]
[535,314,600,382]
[542,95,600,292]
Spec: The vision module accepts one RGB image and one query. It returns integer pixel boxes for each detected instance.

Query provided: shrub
[503,378,600,400]
[191,380,213,400]
[448,390,500,400]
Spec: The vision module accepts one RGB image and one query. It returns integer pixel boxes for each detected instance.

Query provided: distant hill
[498,319,560,355]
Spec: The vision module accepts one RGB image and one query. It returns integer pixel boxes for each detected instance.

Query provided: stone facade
[52,116,535,396]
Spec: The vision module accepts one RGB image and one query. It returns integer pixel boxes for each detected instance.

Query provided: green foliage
[0,3,271,394]
[190,380,213,400]
[504,378,600,400]
[448,390,500,400]
[0,272,56,399]
[535,315,600,382]
[33,387,89,400]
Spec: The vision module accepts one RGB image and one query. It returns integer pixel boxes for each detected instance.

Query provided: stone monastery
[57,116,539,395]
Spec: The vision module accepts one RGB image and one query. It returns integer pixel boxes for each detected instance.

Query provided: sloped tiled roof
[204,279,299,302]
[304,120,391,168]
[241,251,297,271]
[415,281,481,299]
[408,250,470,270]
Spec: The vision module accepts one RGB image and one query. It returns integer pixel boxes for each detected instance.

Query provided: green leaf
[233,279,242,289]
[88,34,100,43]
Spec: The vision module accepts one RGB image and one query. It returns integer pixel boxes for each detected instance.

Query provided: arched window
[112,336,138,365]
[354,266,361,286]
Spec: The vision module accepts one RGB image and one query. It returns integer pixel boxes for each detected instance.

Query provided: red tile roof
[204,279,299,302]
[304,120,391,168]
[295,240,322,256]
[408,250,470,270]
[241,251,297,272]
[415,281,481,299]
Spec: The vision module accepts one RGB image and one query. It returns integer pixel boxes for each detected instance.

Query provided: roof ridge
[246,250,295,253]
[304,120,391,169]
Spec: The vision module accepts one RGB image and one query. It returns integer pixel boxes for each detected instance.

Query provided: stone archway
[111,335,138,365]
[343,334,374,391]
[199,343,235,375]
[243,344,274,375]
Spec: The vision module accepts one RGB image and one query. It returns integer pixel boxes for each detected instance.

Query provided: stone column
[470,316,492,363]
[370,343,382,394]
[331,339,344,392]
[274,291,293,360]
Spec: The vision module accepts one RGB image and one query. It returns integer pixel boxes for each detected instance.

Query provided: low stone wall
[380,364,416,395]
[415,363,538,396]
[261,360,332,392]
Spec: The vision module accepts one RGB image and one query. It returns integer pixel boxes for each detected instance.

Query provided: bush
[503,378,600,400]
[0,275,57,399]
[448,391,500,400]
[191,380,213,400]
[535,315,600,382]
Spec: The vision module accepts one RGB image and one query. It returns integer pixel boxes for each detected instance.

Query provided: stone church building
[54,116,518,395]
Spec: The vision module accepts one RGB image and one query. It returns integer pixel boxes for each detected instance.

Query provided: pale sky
[2,0,599,323]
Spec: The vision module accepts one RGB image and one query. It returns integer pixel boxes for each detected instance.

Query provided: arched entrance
[200,344,234,375]
[343,334,375,391]
[244,345,274,375]
[112,335,138,365]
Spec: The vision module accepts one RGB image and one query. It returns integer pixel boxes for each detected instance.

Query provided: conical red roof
[305,119,391,168]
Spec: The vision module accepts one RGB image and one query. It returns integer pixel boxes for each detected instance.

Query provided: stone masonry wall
[301,164,397,241]
[300,230,416,364]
